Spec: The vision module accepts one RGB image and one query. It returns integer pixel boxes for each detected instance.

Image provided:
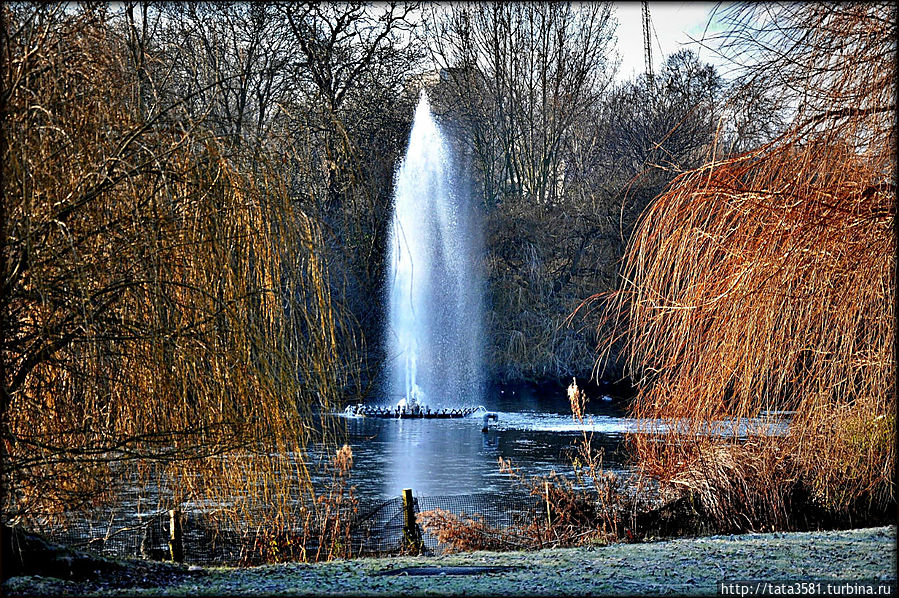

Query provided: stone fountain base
[343,405,483,419]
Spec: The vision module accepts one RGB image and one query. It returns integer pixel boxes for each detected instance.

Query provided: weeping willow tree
[1,4,354,546]
[598,3,895,529]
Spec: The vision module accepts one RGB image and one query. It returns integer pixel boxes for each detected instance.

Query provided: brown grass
[417,508,523,553]
[237,444,358,564]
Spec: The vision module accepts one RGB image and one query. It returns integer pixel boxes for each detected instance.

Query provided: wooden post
[169,509,183,563]
[138,514,148,560]
[402,488,422,552]
[544,480,552,531]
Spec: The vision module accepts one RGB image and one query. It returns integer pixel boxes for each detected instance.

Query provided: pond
[31,386,788,563]
[336,387,635,503]
[333,386,791,503]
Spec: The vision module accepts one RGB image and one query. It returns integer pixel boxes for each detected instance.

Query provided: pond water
[40,387,789,528]
[34,387,788,563]
[335,389,634,503]
[331,387,791,503]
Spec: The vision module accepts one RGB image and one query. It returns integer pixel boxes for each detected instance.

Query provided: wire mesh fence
[37,510,255,565]
[32,490,545,566]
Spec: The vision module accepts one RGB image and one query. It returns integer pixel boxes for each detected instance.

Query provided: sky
[612,2,733,82]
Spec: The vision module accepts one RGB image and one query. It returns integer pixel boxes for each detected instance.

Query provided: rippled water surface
[334,391,634,502]
[331,388,790,502]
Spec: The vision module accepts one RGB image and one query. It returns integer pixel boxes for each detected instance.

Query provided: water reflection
[333,394,789,502]
[340,410,631,502]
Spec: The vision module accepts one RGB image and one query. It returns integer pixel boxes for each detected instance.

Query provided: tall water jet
[385,91,483,408]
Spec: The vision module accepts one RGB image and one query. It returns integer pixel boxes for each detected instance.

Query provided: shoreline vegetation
[2,1,895,588]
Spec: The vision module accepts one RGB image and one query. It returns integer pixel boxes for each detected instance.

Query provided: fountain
[383,90,483,412]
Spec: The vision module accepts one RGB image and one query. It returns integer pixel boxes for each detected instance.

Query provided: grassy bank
[4,526,894,596]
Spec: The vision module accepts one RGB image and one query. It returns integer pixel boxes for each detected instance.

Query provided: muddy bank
[4,526,894,596]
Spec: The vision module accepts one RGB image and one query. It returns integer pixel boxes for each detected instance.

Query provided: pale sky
[612,2,732,82]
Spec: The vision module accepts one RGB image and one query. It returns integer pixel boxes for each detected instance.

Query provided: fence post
[169,508,183,563]
[138,513,148,560]
[544,480,552,531]
[402,488,423,553]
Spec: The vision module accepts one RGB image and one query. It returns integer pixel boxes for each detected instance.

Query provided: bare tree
[428,2,616,207]
[152,2,294,158]
[278,1,419,209]
[421,3,619,383]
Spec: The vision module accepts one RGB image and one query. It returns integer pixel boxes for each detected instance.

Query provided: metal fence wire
[39,510,257,566]
[34,491,544,566]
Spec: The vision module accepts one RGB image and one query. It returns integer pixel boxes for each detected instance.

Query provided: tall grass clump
[2,4,356,558]
[597,3,895,531]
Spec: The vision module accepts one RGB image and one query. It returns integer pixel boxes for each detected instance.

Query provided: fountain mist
[385,91,483,408]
